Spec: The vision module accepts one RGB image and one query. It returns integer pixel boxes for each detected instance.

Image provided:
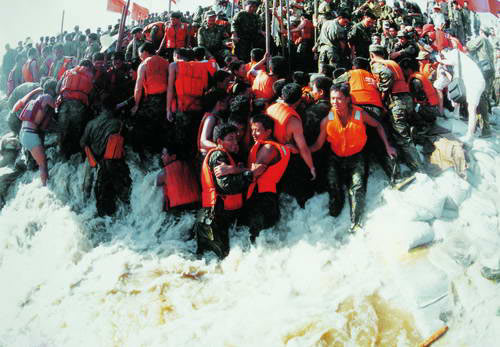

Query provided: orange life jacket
[410,72,439,106]
[50,57,73,81]
[13,87,43,113]
[379,59,409,94]
[103,125,125,160]
[252,71,276,100]
[142,55,169,96]
[22,59,36,82]
[247,140,290,199]
[174,61,210,112]
[419,61,433,80]
[164,23,189,49]
[245,61,264,85]
[302,19,314,40]
[348,69,384,108]
[197,112,222,153]
[326,107,367,157]
[143,21,165,42]
[292,30,301,45]
[201,147,243,210]
[163,160,201,210]
[266,102,302,145]
[59,66,94,105]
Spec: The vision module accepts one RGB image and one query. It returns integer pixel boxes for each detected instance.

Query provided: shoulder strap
[328,111,334,121]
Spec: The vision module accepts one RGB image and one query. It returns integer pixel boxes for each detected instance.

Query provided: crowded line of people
[1,0,498,258]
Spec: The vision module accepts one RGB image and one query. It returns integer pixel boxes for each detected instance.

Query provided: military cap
[246,0,260,6]
[205,10,217,19]
[369,44,386,54]
[130,27,142,34]
[171,11,183,18]
[416,50,429,60]
[88,33,98,41]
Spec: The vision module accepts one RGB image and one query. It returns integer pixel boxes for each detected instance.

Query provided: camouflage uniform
[231,10,264,62]
[125,38,144,63]
[371,59,424,173]
[348,22,374,59]
[193,149,253,258]
[84,42,101,60]
[80,111,131,216]
[448,5,466,44]
[198,23,226,58]
[467,35,495,106]
[58,99,91,159]
[317,18,351,71]
[391,39,419,64]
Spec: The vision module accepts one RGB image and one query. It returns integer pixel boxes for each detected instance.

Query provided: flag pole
[169,0,172,13]
[116,0,131,51]
[265,0,270,54]
[60,10,65,40]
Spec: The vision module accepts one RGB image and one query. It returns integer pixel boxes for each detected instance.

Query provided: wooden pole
[168,0,172,13]
[271,0,277,38]
[60,10,65,40]
[265,0,270,54]
[314,0,318,42]
[279,0,285,56]
[286,0,292,71]
[116,0,131,51]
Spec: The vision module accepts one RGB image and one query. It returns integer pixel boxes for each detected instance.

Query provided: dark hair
[281,83,302,104]
[333,68,346,79]
[312,76,332,96]
[139,42,156,55]
[330,83,350,98]
[228,61,245,74]
[92,52,105,61]
[27,47,38,58]
[79,59,94,69]
[213,123,238,142]
[250,48,265,62]
[400,57,419,71]
[337,10,351,20]
[272,78,288,98]
[250,113,274,132]
[352,57,371,71]
[213,69,231,84]
[319,64,334,79]
[229,95,251,115]
[203,88,227,110]
[252,98,269,114]
[193,46,206,60]
[292,71,308,87]
[112,51,125,60]
[363,10,377,20]
[269,56,287,78]
[174,48,193,61]
[231,82,251,95]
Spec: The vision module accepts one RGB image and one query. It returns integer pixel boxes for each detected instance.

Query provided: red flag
[171,0,177,4]
[456,0,499,16]
[132,2,150,21]
[107,0,127,13]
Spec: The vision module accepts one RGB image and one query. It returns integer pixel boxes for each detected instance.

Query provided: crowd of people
[0,0,498,258]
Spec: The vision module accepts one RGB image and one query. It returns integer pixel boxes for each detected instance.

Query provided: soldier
[22,47,40,83]
[80,97,131,217]
[231,0,265,63]
[198,11,226,62]
[369,44,425,174]
[125,27,144,63]
[389,30,419,64]
[448,1,466,44]
[348,10,377,59]
[193,123,259,258]
[467,27,495,109]
[462,1,472,40]
[84,33,101,60]
[157,12,190,60]
[316,9,351,72]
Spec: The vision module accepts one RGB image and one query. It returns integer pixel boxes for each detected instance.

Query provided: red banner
[456,0,500,16]
[107,0,126,13]
[132,2,149,21]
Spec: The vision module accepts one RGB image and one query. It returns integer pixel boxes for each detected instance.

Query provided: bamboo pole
[116,0,131,51]
[60,10,65,40]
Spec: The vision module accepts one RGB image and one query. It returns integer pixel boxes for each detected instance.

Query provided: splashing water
[0,105,499,346]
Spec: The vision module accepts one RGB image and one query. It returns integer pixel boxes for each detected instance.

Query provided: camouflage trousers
[95,159,131,217]
[318,49,350,73]
[388,93,424,173]
[58,99,90,159]
[326,151,367,227]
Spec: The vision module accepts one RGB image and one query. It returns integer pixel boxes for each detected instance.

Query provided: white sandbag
[401,221,435,251]
[433,169,471,209]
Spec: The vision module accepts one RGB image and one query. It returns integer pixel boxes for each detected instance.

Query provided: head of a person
[205,11,216,26]
[400,57,419,75]
[42,78,57,97]
[269,56,287,78]
[250,113,274,142]
[229,60,247,79]
[228,114,248,141]
[88,33,98,43]
[250,48,265,63]
[337,10,351,27]
[203,87,229,111]
[85,28,91,35]
[319,64,334,79]
[292,71,309,87]
[245,0,259,14]
[131,27,143,39]
[330,83,351,113]
[92,52,106,70]
[27,47,38,59]
[372,34,381,44]
[310,75,333,101]
[173,48,193,62]
[397,31,408,44]
[139,42,156,60]
[79,59,94,73]
[281,83,302,106]
[161,146,178,165]
[74,25,80,32]
[193,46,206,61]
[213,69,232,90]
[53,43,64,58]
[272,78,288,99]
[5,44,10,51]
[112,51,125,68]
[231,82,252,97]
[352,57,371,71]
[213,123,240,153]
[170,11,182,25]
[362,11,377,28]
[369,44,386,60]
[230,94,251,117]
